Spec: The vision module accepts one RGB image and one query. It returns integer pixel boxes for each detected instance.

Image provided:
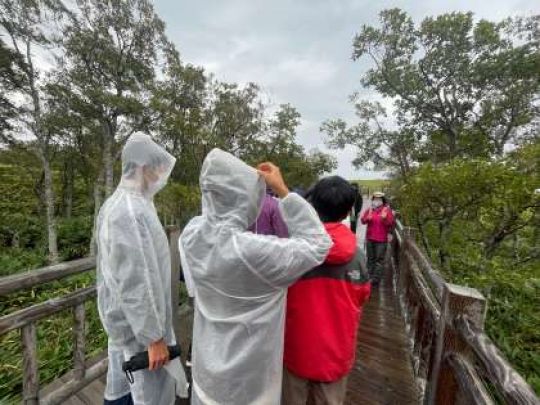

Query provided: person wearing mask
[179,149,332,405]
[96,133,188,405]
[361,191,395,286]
[283,176,371,405]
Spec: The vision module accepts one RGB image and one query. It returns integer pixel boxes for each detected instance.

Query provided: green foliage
[0,38,24,135]
[0,273,107,402]
[155,182,201,226]
[392,142,540,392]
[0,249,47,277]
[351,179,390,195]
[57,216,92,260]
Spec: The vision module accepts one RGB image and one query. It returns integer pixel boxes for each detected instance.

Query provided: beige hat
[373,191,385,198]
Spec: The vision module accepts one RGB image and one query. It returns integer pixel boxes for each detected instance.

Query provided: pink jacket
[361,205,394,242]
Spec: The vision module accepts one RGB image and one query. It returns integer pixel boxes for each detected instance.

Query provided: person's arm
[361,209,372,224]
[109,208,169,369]
[233,162,331,288]
[235,193,332,288]
[381,206,395,226]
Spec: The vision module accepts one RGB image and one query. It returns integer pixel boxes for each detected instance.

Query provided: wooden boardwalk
[54,282,418,405]
[51,204,418,404]
[345,280,419,404]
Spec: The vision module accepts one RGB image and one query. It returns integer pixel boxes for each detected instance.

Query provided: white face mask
[372,199,383,209]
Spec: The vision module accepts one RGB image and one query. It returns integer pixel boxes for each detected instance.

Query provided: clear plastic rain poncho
[96,133,188,404]
[179,149,332,404]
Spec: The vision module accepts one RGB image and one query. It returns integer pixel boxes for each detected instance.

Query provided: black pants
[104,393,134,405]
[350,220,357,234]
[366,241,387,285]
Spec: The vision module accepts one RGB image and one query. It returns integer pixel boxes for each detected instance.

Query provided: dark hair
[307,176,356,222]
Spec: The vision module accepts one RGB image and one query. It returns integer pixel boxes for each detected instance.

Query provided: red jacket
[284,223,371,382]
[361,205,394,242]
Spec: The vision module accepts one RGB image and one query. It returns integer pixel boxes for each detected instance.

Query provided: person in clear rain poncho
[96,133,188,405]
[179,149,332,405]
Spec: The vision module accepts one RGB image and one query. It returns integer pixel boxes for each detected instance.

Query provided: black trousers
[104,393,134,405]
[366,241,387,284]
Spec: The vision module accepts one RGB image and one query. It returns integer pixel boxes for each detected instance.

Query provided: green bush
[57,216,93,260]
[0,249,47,277]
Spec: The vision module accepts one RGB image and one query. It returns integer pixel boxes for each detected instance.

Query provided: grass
[351,179,390,194]
[0,261,189,402]
[0,271,108,403]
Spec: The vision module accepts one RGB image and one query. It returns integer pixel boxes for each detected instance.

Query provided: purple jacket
[248,194,289,237]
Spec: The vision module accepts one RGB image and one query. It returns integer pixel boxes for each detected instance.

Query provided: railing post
[403,226,418,242]
[427,283,487,405]
[73,303,86,380]
[167,226,182,340]
[22,323,39,405]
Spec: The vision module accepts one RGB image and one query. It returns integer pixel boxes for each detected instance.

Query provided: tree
[322,100,417,177]
[249,104,337,187]
[324,9,540,170]
[0,0,70,262]
[60,0,168,197]
[0,39,24,135]
[396,141,540,269]
[150,48,209,184]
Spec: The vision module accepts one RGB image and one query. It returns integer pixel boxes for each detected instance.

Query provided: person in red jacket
[361,191,395,286]
[283,176,371,405]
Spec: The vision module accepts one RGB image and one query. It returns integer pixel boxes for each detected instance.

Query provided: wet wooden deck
[53,281,418,405]
[345,280,419,404]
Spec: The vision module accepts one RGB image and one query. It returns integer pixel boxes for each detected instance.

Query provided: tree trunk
[38,150,59,264]
[102,121,114,197]
[62,157,74,218]
[89,170,104,256]
[438,220,450,269]
[416,218,431,256]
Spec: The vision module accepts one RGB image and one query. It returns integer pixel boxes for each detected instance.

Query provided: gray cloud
[154,0,539,179]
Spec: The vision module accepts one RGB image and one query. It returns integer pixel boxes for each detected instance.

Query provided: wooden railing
[388,221,539,405]
[0,226,183,405]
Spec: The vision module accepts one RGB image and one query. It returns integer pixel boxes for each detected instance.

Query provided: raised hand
[257,162,289,198]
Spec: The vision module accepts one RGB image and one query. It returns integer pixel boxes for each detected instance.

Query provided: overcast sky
[153,0,539,180]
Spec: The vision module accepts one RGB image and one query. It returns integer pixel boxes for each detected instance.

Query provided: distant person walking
[361,191,394,286]
[349,183,362,234]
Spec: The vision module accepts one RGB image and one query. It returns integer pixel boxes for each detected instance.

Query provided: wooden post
[73,303,86,380]
[167,226,182,341]
[22,323,39,405]
[427,283,487,405]
[403,226,418,242]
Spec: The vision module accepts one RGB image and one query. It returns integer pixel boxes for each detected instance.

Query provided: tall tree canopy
[323,9,540,173]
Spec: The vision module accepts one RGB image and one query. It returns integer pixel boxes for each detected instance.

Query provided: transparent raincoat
[179,149,332,404]
[96,133,188,404]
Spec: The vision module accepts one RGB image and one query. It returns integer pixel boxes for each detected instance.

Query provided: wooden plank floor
[345,279,419,405]
[57,285,419,405]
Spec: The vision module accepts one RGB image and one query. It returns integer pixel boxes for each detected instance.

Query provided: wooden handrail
[0,225,183,404]
[403,239,445,302]
[0,257,96,296]
[0,287,96,335]
[389,223,540,404]
[455,316,540,405]
[445,353,494,405]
